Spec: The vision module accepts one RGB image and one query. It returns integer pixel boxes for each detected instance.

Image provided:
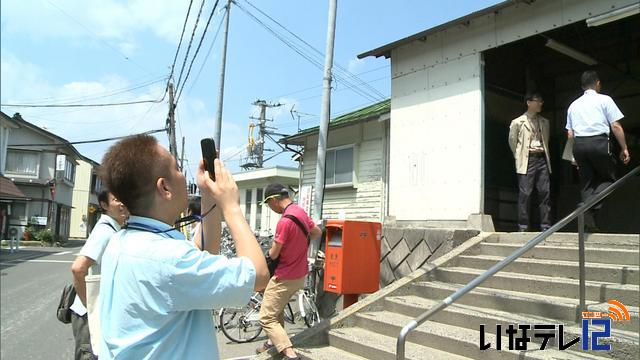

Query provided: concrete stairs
[291,232,640,360]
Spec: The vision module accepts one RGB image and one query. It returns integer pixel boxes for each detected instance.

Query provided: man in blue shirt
[566,70,631,231]
[97,135,269,359]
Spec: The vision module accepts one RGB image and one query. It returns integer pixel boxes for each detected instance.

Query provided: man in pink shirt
[257,183,321,359]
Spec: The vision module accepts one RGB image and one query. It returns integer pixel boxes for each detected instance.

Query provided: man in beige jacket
[508,92,552,232]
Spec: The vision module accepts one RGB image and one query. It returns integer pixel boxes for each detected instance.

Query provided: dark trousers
[71,312,96,360]
[573,135,616,224]
[517,154,550,230]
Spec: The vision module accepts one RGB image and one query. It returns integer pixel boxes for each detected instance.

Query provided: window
[245,189,252,224]
[64,159,76,183]
[325,147,354,185]
[256,188,263,230]
[5,150,39,176]
[90,173,103,194]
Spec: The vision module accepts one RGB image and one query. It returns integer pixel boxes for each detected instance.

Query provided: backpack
[56,284,77,324]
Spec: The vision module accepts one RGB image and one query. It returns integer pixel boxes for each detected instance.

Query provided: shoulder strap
[283,214,310,245]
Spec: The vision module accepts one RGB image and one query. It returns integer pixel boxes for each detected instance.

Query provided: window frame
[5,149,40,178]
[324,144,357,188]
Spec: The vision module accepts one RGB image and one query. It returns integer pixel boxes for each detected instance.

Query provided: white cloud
[0,0,209,47]
[347,57,365,74]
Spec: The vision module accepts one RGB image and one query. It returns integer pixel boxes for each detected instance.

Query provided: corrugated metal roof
[358,0,514,59]
[281,99,390,143]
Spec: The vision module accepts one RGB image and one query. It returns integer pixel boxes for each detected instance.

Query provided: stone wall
[380,228,480,287]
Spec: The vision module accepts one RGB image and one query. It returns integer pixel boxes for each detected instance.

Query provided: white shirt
[70,214,121,316]
[566,89,623,137]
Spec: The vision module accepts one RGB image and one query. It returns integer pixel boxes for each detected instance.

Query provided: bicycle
[218,292,296,343]
[296,251,324,327]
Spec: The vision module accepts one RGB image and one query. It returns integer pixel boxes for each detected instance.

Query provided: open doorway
[483,14,640,233]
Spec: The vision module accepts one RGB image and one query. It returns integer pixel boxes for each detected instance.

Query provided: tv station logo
[479,299,631,352]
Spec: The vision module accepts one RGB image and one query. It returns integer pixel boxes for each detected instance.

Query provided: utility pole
[168,82,178,159]
[180,136,185,172]
[213,0,232,148]
[241,100,282,170]
[313,0,337,221]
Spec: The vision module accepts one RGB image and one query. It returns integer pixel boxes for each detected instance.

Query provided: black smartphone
[200,138,217,181]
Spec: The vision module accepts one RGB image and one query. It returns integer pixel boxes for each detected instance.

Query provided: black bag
[265,254,280,277]
[265,214,311,277]
[56,284,77,324]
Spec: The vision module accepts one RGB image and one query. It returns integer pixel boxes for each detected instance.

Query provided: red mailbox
[323,220,382,307]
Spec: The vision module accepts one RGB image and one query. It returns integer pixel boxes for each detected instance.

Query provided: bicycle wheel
[219,306,263,343]
[284,302,295,324]
[301,293,320,327]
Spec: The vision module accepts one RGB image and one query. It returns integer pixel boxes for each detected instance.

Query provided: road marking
[53,251,72,256]
[0,259,73,265]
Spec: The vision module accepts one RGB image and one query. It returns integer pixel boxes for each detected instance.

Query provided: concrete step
[384,295,639,357]
[328,326,472,360]
[453,254,639,284]
[486,233,640,250]
[410,281,594,322]
[353,310,608,359]
[474,243,639,266]
[432,266,639,307]
[296,345,368,360]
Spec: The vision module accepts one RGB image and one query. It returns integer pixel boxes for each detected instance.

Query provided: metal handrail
[396,165,640,359]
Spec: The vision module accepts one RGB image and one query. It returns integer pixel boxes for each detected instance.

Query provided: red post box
[323,220,382,308]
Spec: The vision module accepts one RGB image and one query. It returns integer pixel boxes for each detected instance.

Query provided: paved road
[0,245,308,360]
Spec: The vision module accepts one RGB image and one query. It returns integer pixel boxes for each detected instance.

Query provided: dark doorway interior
[483,14,640,233]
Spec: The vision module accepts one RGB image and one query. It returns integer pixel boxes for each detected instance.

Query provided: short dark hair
[97,190,110,211]
[187,196,201,216]
[100,135,171,214]
[525,92,543,102]
[581,70,599,89]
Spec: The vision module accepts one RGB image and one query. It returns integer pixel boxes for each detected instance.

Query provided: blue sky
[1,0,500,182]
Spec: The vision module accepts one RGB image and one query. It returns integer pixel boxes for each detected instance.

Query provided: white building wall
[301,120,385,221]
[386,0,634,221]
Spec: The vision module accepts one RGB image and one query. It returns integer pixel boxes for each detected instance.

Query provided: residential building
[69,157,102,239]
[233,166,299,236]
[1,111,82,241]
[281,99,390,222]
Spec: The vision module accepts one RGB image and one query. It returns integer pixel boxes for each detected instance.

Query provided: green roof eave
[280,99,390,144]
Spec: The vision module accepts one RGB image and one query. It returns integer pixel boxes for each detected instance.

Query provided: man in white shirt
[566,70,631,230]
[70,190,128,359]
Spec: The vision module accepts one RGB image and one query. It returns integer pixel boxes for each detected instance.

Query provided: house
[281,99,390,222]
[1,111,83,242]
[69,157,102,239]
[233,166,299,236]
[358,0,639,233]
[1,114,28,240]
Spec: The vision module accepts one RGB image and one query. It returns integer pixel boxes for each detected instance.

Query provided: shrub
[35,229,54,244]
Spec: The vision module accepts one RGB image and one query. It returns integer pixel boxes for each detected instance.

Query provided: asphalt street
[0,245,308,360]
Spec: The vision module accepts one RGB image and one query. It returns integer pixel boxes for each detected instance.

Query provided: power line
[169,0,195,83]
[175,0,207,93]
[186,6,226,96]
[9,76,168,105]
[44,0,152,76]
[235,3,379,102]
[238,0,386,102]
[1,97,165,108]
[9,127,167,147]
[176,0,222,103]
